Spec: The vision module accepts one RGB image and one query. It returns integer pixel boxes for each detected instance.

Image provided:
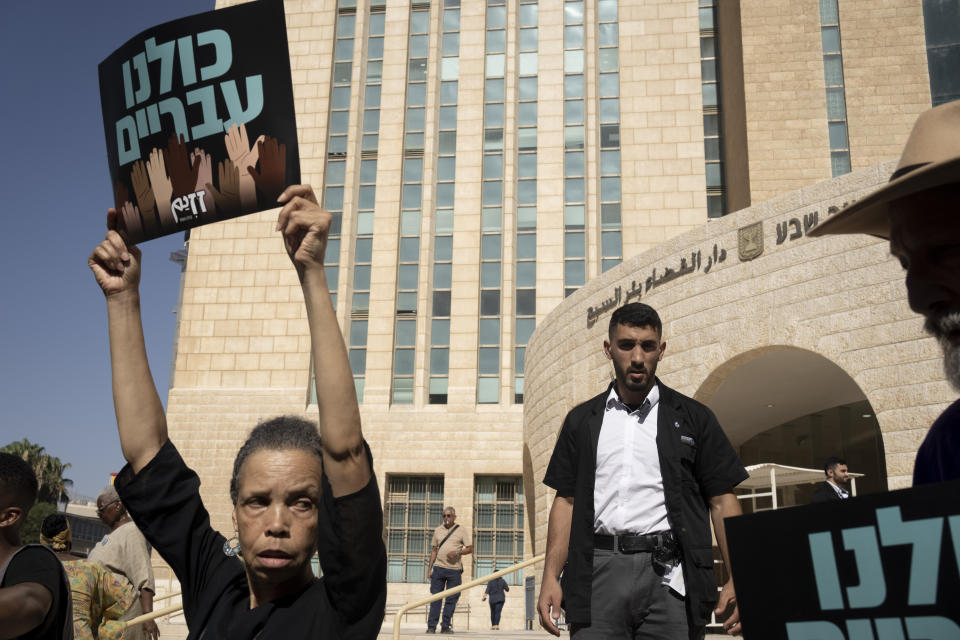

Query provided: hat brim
[807,156,960,239]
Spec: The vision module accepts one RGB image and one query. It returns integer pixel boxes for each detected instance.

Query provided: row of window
[386,475,526,585]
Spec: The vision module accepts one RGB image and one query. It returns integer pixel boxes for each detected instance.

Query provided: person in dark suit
[811,457,850,503]
[481,576,509,630]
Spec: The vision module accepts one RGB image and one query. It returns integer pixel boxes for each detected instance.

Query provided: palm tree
[1,438,73,505]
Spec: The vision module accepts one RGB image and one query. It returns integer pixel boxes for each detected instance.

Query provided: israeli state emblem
[738,222,763,261]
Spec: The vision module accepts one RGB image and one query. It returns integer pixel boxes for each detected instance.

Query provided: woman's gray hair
[98,485,120,503]
[230,415,324,505]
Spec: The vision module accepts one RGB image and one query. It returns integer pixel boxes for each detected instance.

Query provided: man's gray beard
[925,311,960,392]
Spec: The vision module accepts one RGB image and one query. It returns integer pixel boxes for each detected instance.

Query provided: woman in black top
[88,185,386,639]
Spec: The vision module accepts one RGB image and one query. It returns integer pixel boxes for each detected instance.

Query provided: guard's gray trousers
[570,548,704,640]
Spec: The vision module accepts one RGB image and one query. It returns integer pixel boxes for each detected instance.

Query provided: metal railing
[390,554,545,640]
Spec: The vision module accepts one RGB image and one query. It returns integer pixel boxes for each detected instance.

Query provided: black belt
[593,532,674,553]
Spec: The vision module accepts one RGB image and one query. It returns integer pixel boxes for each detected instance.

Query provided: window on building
[386,475,445,583]
[474,476,525,585]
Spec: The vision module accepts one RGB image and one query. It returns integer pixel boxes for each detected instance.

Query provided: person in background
[426,507,473,634]
[810,457,850,503]
[481,575,509,630]
[809,101,960,485]
[41,514,134,640]
[88,486,157,640]
[0,452,71,639]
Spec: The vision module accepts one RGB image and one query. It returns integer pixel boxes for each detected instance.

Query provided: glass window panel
[481,234,502,260]
[564,50,584,73]
[410,11,429,34]
[440,80,458,104]
[565,125,584,150]
[564,25,583,49]
[481,290,500,316]
[565,259,585,285]
[404,158,424,182]
[598,22,618,47]
[519,52,538,75]
[564,1,584,25]
[435,235,453,260]
[516,317,535,344]
[828,121,848,149]
[361,133,378,152]
[332,86,350,109]
[601,203,621,228]
[565,232,585,258]
[329,110,349,134]
[396,291,417,314]
[387,530,404,554]
[394,349,415,376]
[600,124,620,148]
[479,348,499,374]
[392,378,413,404]
[485,103,504,127]
[444,8,460,30]
[487,5,506,28]
[704,137,721,162]
[598,0,617,22]
[484,129,504,151]
[516,290,535,316]
[435,210,454,234]
[349,349,366,376]
[517,234,536,259]
[481,261,501,287]
[564,205,585,229]
[406,107,426,131]
[440,57,459,82]
[598,47,618,73]
[518,77,538,100]
[442,33,460,56]
[386,558,404,582]
[564,99,584,125]
[396,319,416,346]
[327,239,341,264]
[334,62,352,85]
[335,38,353,61]
[435,106,456,132]
[430,348,449,375]
[437,182,455,207]
[486,78,505,101]
[325,186,344,211]
[479,318,500,345]
[360,159,378,183]
[601,150,620,175]
[482,207,502,232]
[432,319,450,344]
[518,127,537,151]
[704,113,719,136]
[519,3,538,27]
[701,59,716,83]
[705,162,723,188]
[337,14,356,37]
[517,179,537,205]
[565,151,585,176]
[401,210,421,235]
[356,211,374,235]
[400,237,420,262]
[518,154,537,178]
[699,6,714,30]
[826,87,847,120]
[821,26,840,53]
[831,150,851,176]
[483,181,503,205]
[350,320,367,347]
[355,237,373,263]
[564,74,584,98]
[565,177,585,203]
[486,29,506,53]
[601,176,621,202]
[701,36,716,59]
[330,212,342,235]
[369,37,384,59]
[602,230,622,257]
[517,207,537,230]
[388,502,406,527]
[434,262,452,289]
[519,27,538,52]
[408,82,426,106]
[437,158,456,182]
[429,377,448,403]
[366,60,382,83]
[370,13,385,35]
[363,108,380,132]
[326,160,346,185]
[486,53,505,77]
[599,72,619,97]
[823,55,844,85]
[600,98,619,123]
[496,532,513,555]
[353,264,371,290]
[496,504,513,529]
[358,184,376,209]
[518,102,537,127]
[408,58,427,82]
[478,377,499,404]
[405,132,424,151]
[433,291,451,316]
[819,0,839,24]
[435,131,455,155]
[483,155,503,180]
[403,184,422,209]
[352,291,369,313]
[516,261,536,287]
[602,258,621,272]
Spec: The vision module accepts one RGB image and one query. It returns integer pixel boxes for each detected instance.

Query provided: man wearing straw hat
[809,101,960,485]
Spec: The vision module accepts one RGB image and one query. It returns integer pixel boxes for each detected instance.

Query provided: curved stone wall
[523,160,954,556]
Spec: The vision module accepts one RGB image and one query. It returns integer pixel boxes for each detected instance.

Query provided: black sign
[726,479,960,639]
[99,0,300,242]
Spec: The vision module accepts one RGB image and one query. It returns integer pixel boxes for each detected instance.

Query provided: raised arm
[710,490,743,636]
[276,185,369,498]
[88,210,167,473]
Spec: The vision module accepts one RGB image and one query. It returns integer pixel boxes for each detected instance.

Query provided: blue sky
[0,1,214,500]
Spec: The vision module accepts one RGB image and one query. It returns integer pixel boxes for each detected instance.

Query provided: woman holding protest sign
[88,185,386,639]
